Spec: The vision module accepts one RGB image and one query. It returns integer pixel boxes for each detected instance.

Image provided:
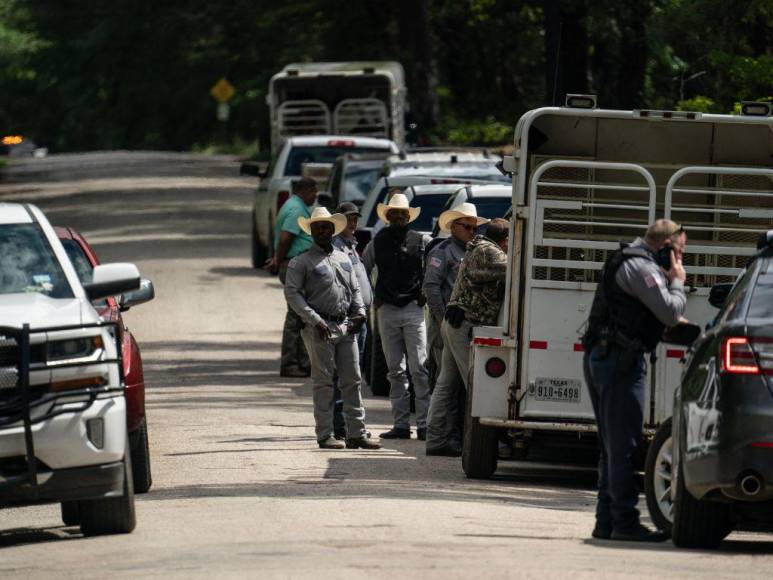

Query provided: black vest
[584,245,665,352]
[373,227,426,307]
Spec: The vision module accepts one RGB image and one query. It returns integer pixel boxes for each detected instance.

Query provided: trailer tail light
[327,139,355,147]
[721,337,761,374]
[276,190,290,211]
[485,357,506,378]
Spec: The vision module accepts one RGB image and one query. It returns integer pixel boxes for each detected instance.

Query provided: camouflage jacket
[449,235,507,325]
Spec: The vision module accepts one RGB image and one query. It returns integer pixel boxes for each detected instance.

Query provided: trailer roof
[275,62,405,85]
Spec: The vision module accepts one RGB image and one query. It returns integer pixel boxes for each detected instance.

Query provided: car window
[342,165,382,204]
[60,238,94,284]
[747,259,773,318]
[284,147,389,176]
[718,264,757,323]
[410,194,455,233]
[0,223,74,298]
[471,197,511,219]
[365,186,408,227]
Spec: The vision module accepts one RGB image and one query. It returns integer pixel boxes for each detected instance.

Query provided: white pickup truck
[0,202,143,536]
[463,100,773,496]
[250,135,398,267]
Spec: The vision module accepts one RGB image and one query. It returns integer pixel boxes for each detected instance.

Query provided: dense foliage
[0,0,770,152]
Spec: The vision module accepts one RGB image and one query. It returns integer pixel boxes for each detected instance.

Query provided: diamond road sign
[210,78,235,104]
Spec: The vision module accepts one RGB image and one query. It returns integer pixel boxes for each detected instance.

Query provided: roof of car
[389,151,495,163]
[407,184,467,196]
[0,202,33,225]
[466,184,512,198]
[287,135,398,150]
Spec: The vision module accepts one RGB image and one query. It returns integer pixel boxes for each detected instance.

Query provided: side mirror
[709,283,733,309]
[83,263,140,301]
[119,278,155,311]
[662,322,702,347]
[316,191,333,209]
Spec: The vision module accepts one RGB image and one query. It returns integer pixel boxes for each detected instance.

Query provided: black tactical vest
[583,245,665,352]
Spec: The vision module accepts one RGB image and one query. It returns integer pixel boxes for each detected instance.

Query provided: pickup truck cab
[251,135,398,267]
[0,202,143,536]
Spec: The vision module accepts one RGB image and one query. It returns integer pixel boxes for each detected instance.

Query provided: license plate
[531,378,582,403]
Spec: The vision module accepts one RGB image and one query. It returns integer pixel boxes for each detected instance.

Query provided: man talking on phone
[581,219,687,542]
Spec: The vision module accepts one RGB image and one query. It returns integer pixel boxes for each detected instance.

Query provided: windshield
[0,223,74,298]
[342,165,383,204]
[411,194,456,233]
[472,197,512,219]
[285,146,390,176]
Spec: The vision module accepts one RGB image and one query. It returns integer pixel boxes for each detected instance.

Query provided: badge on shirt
[645,274,663,288]
[429,256,443,269]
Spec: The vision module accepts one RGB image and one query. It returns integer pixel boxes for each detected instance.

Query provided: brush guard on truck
[0,321,122,492]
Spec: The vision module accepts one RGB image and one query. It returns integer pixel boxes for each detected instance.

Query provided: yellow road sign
[210,78,235,104]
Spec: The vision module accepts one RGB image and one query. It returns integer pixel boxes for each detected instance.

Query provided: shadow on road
[0,525,81,549]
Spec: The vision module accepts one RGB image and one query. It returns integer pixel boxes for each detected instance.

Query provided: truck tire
[369,330,390,397]
[79,453,137,536]
[61,501,80,526]
[644,418,673,535]
[462,375,498,479]
[129,418,153,494]
[251,211,267,268]
[671,441,733,549]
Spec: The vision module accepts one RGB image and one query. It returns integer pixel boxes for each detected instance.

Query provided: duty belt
[319,312,347,323]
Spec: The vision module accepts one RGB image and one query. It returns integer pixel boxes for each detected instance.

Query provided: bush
[436,116,514,147]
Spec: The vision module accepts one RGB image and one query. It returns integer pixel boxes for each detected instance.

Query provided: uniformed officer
[423,203,489,447]
[368,191,432,440]
[582,219,687,542]
[284,207,381,450]
[426,218,509,456]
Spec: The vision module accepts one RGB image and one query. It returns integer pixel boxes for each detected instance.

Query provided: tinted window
[472,197,511,219]
[718,265,756,322]
[748,259,773,318]
[342,165,383,204]
[0,224,73,298]
[411,194,455,233]
[284,147,390,176]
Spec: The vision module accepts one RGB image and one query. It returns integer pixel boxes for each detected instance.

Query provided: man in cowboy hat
[284,207,381,450]
[423,202,489,454]
[426,218,510,456]
[265,177,318,378]
[370,189,432,440]
[329,201,372,438]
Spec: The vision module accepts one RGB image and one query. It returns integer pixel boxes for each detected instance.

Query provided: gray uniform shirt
[423,236,466,322]
[615,238,687,327]
[333,235,372,309]
[284,244,366,328]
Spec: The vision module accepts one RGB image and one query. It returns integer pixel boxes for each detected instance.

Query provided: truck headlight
[47,336,103,361]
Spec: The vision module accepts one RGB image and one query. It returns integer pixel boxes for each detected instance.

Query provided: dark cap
[336,201,361,216]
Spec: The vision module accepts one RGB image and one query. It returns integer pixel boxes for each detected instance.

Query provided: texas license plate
[531,378,582,403]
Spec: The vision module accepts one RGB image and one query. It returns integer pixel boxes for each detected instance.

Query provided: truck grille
[0,337,19,392]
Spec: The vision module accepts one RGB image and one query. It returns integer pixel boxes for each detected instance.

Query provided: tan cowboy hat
[298,207,347,236]
[376,192,421,224]
[438,202,490,233]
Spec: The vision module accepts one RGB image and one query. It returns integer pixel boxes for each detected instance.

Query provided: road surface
[0,152,771,578]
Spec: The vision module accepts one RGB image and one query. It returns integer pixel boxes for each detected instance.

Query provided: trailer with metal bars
[267,61,407,154]
[463,102,773,481]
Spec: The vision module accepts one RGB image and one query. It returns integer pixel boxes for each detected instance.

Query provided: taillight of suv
[720,337,773,375]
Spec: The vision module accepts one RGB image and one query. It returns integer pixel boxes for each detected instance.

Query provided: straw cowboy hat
[377,192,421,224]
[438,202,490,233]
[298,207,347,236]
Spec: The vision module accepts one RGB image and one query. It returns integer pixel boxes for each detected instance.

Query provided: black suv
[647,240,773,549]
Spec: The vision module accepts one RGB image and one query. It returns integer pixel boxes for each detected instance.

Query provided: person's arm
[284,259,323,327]
[617,259,687,327]
[264,230,296,274]
[362,240,376,276]
[423,248,447,322]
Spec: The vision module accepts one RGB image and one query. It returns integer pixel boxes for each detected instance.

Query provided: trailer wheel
[644,418,673,535]
[251,211,267,268]
[462,376,498,479]
[129,418,153,494]
[671,438,733,549]
[79,453,137,536]
[61,501,80,526]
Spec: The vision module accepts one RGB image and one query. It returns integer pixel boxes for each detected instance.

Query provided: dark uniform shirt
[372,227,429,307]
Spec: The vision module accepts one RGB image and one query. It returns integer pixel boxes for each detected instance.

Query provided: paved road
[1,153,771,579]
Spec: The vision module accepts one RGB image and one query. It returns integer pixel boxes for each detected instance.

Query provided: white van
[463,100,773,488]
[0,203,142,536]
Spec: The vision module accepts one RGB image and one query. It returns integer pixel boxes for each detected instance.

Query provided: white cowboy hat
[376,192,421,224]
[438,202,490,233]
[298,207,347,236]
